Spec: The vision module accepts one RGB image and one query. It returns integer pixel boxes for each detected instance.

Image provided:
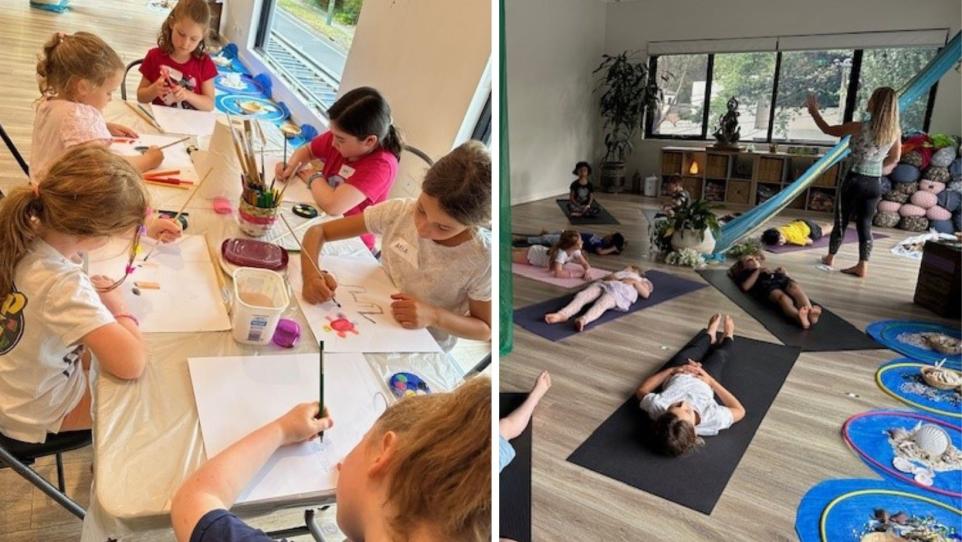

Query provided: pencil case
[221,238,288,271]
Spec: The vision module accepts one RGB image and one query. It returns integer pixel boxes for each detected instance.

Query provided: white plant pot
[671,228,716,254]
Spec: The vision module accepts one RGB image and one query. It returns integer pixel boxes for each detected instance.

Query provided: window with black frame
[254,0,364,112]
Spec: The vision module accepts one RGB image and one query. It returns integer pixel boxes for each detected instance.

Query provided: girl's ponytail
[382,123,403,162]
[0,188,44,297]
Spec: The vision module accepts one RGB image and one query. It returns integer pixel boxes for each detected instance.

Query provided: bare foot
[841,264,867,278]
[531,370,552,399]
[706,313,722,343]
[545,312,568,324]
[809,305,822,325]
[798,306,811,329]
[723,314,735,339]
[575,318,586,332]
[821,254,834,267]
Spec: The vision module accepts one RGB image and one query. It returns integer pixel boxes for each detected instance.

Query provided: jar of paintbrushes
[228,117,292,237]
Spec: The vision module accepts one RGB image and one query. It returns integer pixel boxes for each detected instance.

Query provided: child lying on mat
[500,370,551,473]
[729,254,823,329]
[515,230,625,255]
[544,265,652,331]
[635,314,746,456]
[761,219,833,247]
[512,230,591,279]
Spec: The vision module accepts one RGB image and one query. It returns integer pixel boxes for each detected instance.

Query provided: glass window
[708,52,776,142]
[256,0,364,111]
[650,54,709,136]
[856,47,938,134]
[772,49,854,142]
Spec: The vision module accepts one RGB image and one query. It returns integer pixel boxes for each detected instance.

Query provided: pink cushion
[899,204,926,217]
[927,206,952,221]
[878,200,902,213]
[910,190,938,209]
[918,180,946,194]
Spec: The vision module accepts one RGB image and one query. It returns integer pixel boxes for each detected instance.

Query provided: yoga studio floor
[504,191,956,541]
[0,2,487,540]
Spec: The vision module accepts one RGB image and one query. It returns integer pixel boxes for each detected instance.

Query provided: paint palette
[388,372,430,398]
[215,95,288,123]
[214,73,264,96]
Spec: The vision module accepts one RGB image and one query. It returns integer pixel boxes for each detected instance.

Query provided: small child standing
[729,254,823,328]
[545,265,652,331]
[568,161,598,217]
[661,176,691,216]
[511,230,591,279]
[137,0,216,111]
[0,147,150,443]
[32,31,164,181]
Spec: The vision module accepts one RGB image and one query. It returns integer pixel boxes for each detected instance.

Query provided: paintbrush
[280,213,341,308]
[125,102,162,131]
[273,161,306,207]
[318,340,325,441]
[157,136,191,150]
[171,167,214,222]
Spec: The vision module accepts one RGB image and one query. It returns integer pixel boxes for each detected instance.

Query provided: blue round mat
[215,95,289,123]
[876,359,962,420]
[796,479,961,542]
[866,320,961,369]
[214,73,264,96]
[843,410,962,498]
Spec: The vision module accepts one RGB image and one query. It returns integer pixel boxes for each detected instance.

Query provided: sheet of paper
[151,104,216,137]
[288,256,442,353]
[110,133,196,172]
[85,235,231,333]
[188,352,387,503]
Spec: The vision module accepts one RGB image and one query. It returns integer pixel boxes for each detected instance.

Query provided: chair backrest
[121,59,144,102]
[0,122,29,177]
[403,144,434,167]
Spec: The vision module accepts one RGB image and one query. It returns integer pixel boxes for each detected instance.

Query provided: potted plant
[594,51,662,193]
[664,199,721,253]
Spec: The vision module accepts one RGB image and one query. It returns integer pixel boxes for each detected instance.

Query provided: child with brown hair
[729,254,823,328]
[137,0,216,111]
[32,31,165,180]
[511,230,591,279]
[171,377,492,542]
[544,265,652,331]
[298,140,491,351]
[636,314,746,457]
[0,146,151,443]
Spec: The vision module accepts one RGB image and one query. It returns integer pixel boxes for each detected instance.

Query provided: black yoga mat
[513,270,707,341]
[567,334,800,514]
[696,269,882,352]
[500,393,532,542]
[555,199,620,225]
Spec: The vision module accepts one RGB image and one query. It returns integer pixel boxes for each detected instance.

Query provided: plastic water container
[644,175,659,197]
[231,267,289,345]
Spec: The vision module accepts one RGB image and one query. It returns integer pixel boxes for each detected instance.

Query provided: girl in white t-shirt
[299,141,491,351]
[635,314,746,456]
[511,230,591,279]
[0,147,151,443]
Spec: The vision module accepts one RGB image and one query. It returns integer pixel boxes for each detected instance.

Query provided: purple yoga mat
[513,270,707,341]
[764,228,889,254]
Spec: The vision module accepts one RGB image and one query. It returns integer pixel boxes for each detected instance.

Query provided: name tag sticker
[338,165,356,179]
[389,238,419,269]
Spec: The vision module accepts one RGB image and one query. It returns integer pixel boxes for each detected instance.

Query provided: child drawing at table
[172,377,491,542]
[137,0,216,111]
[32,31,164,180]
[276,87,402,251]
[511,230,591,279]
[544,265,653,331]
[0,147,151,443]
[729,254,823,328]
[298,141,490,351]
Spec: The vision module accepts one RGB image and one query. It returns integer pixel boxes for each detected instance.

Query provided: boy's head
[652,405,703,457]
[761,228,784,246]
[601,232,625,253]
[416,141,490,242]
[335,377,491,542]
[572,161,592,177]
[665,176,682,193]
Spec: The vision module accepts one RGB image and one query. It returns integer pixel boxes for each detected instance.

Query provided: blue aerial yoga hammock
[712,31,962,255]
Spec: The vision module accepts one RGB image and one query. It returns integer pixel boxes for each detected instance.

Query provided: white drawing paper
[288,256,442,353]
[187,352,387,503]
[109,133,196,172]
[150,104,217,137]
[85,235,231,333]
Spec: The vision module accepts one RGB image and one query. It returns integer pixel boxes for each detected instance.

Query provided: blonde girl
[544,265,653,331]
[0,147,150,443]
[807,87,901,278]
[511,229,590,279]
[33,31,164,180]
[137,0,216,111]
[172,377,492,542]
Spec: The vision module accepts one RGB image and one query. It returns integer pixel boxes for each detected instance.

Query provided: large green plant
[594,52,662,163]
[653,199,721,252]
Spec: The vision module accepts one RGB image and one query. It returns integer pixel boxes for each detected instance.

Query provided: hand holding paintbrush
[280,214,341,307]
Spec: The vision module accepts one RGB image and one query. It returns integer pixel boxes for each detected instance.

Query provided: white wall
[221,0,491,200]
[506,0,606,205]
[602,0,962,182]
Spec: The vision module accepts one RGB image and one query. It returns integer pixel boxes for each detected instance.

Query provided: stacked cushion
[890,164,921,183]
[877,200,902,213]
[931,146,957,168]
[918,180,945,194]
[937,190,962,212]
[898,204,926,217]
[910,191,938,209]
[874,212,901,228]
[899,216,930,232]
[925,166,950,184]
[884,191,909,204]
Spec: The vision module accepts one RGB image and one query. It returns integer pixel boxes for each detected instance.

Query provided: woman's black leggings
[828,171,882,261]
[664,332,732,382]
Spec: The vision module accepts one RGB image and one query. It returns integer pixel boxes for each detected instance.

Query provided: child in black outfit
[568,161,598,217]
[729,254,823,329]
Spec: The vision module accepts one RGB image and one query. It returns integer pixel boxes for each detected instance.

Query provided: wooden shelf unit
[658,146,843,214]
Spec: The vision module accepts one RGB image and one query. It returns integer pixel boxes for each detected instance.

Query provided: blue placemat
[876,359,962,421]
[866,320,961,369]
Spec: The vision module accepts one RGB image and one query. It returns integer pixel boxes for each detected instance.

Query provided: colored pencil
[318,340,325,441]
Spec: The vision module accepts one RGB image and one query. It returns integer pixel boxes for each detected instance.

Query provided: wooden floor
[0,2,487,540]
[503,192,958,541]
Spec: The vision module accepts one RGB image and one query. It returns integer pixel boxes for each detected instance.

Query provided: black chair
[121,59,144,102]
[0,121,29,177]
[402,144,433,167]
[0,430,92,519]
